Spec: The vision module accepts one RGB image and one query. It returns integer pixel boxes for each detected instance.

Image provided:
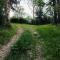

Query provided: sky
[9,0,49,18]
[9,0,33,18]
[20,0,33,17]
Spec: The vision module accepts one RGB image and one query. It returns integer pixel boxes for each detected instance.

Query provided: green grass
[35,24,60,60]
[17,24,60,60]
[5,30,36,60]
[5,24,60,60]
[0,23,20,46]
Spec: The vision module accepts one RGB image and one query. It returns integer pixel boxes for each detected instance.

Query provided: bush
[19,17,28,24]
[30,16,51,25]
[30,19,35,25]
[11,17,28,24]
[10,18,19,23]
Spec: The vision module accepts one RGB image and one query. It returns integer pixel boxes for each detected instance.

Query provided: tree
[49,0,60,24]
[0,0,20,26]
[31,0,44,18]
[14,6,25,18]
[0,0,5,25]
[32,0,45,24]
[57,0,60,23]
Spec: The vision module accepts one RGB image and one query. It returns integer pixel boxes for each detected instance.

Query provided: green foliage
[36,25,60,60]
[0,23,20,46]
[0,0,19,26]
[11,17,28,24]
[10,18,19,23]
[13,30,35,51]
[5,24,60,60]
[48,0,60,24]
[32,0,44,6]
[5,30,36,60]
[32,0,46,24]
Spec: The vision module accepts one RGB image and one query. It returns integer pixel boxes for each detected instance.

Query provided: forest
[0,0,60,60]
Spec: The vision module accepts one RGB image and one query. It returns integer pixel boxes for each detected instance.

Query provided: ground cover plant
[4,24,60,60]
[18,24,60,60]
[35,24,60,60]
[0,23,20,46]
[5,30,36,60]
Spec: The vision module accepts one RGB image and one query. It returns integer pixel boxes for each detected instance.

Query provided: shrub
[10,18,19,23]
[30,17,51,25]
[19,17,28,24]
[11,17,28,24]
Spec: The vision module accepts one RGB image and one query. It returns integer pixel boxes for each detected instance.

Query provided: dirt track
[0,28,23,60]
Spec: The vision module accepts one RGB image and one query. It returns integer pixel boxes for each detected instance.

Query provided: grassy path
[2,24,60,60]
[29,27,44,60]
[0,27,24,60]
[0,24,21,46]
[5,25,44,60]
[20,25,44,60]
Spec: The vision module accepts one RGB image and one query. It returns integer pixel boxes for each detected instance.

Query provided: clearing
[0,24,60,60]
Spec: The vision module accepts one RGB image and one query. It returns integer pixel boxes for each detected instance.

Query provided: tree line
[32,0,60,25]
[0,0,19,26]
[0,0,60,26]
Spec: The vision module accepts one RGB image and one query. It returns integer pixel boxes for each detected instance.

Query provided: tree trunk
[3,0,10,27]
[53,0,58,24]
[57,0,60,23]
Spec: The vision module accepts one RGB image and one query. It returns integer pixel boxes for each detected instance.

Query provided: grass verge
[36,24,60,60]
[0,23,20,46]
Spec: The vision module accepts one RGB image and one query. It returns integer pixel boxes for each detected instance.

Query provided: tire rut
[0,28,24,60]
[29,27,44,60]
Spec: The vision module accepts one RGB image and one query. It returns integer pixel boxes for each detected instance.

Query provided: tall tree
[0,0,20,26]
[49,0,60,24]
[32,0,44,18]
[57,0,60,23]
[14,6,25,18]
